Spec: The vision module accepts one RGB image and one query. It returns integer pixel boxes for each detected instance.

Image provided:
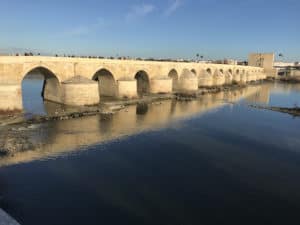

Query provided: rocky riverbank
[249,105,300,117]
[279,77,300,83]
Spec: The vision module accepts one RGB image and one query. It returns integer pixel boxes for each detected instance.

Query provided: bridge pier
[179,74,198,92]
[233,74,241,83]
[225,74,233,85]
[240,74,247,83]
[150,78,172,94]
[214,75,226,86]
[0,84,23,112]
[117,79,138,99]
[61,76,100,106]
[43,77,63,103]
[199,76,213,87]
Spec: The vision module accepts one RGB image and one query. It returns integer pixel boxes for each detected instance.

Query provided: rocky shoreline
[250,105,300,117]
[279,77,300,83]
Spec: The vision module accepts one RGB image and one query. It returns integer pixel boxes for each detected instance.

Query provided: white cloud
[126,4,155,21]
[165,0,183,16]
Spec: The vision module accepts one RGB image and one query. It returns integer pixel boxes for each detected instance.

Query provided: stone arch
[240,69,246,83]
[22,64,62,83]
[206,68,212,76]
[168,69,179,91]
[135,70,150,96]
[219,69,224,75]
[191,69,197,75]
[22,66,62,104]
[225,68,233,84]
[233,69,241,83]
[92,69,117,98]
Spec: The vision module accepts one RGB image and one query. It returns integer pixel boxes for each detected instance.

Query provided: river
[0,79,300,225]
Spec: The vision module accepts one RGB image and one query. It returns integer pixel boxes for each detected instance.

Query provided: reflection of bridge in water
[0,85,269,167]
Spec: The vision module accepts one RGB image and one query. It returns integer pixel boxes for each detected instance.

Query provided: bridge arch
[225,69,233,84]
[135,70,150,96]
[22,64,62,83]
[191,69,197,75]
[21,66,62,113]
[92,68,117,98]
[206,68,213,76]
[168,69,179,91]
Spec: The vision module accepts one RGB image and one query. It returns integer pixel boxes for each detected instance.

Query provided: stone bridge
[0,56,266,112]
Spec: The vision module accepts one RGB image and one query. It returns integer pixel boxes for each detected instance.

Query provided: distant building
[274,62,296,68]
[248,53,277,77]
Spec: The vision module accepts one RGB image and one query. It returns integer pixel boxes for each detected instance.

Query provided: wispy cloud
[126,4,155,21]
[60,18,106,37]
[165,0,183,16]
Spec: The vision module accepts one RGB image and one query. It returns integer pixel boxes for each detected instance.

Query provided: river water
[0,79,300,225]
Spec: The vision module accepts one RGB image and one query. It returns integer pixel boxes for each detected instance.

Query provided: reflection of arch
[136,103,148,115]
[22,66,62,104]
[168,69,179,91]
[135,70,150,96]
[92,69,117,98]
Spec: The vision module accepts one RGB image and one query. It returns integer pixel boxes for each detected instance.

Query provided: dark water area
[1,81,300,225]
[21,77,47,117]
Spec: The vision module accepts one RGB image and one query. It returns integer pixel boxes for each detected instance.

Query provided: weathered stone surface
[117,80,137,98]
[0,84,23,112]
[150,78,172,94]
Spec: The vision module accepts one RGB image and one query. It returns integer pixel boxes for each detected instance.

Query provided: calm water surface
[1,81,300,225]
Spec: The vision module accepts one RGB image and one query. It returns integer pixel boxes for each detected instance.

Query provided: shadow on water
[1,82,300,225]
[136,103,149,115]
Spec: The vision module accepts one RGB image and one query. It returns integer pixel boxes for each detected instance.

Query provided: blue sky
[0,0,299,61]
